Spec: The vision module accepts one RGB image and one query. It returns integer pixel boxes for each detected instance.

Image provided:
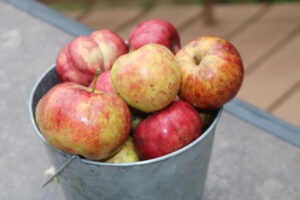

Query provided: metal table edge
[6,0,300,147]
[5,0,93,36]
[225,98,300,147]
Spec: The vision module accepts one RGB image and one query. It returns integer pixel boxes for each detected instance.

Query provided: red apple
[133,100,203,160]
[56,30,128,86]
[111,44,181,113]
[176,35,244,110]
[88,70,116,94]
[35,73,131,160]
[129,19,181,54]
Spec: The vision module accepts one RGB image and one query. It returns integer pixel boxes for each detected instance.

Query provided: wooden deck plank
[117,5,201,40]
[231,3,300,71]
[179,3,265,45]
[79,7,144,36]
[272,85,300,128]
[137,5,201,28]
[237,28,300,113]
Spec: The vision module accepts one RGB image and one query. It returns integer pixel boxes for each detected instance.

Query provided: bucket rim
[29,65,223,167]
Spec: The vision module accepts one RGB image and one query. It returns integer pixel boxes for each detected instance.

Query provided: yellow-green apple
[35,72,131,160]
[88,70,116,94]
[129,19,181,54]
[133,100,203,160]
[56,29,128,86]
[104,136,139,163]
[111,44,181,113]
[176,35,244,110]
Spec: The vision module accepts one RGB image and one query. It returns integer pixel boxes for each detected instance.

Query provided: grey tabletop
[1,1,300,200]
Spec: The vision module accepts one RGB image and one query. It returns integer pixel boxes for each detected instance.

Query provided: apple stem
[91,69,101,93]
[193,56,201,65]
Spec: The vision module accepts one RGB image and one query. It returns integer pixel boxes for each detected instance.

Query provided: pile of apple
[35,19,244,163]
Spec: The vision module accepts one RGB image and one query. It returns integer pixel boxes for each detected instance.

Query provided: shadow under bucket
[29,65,223,200]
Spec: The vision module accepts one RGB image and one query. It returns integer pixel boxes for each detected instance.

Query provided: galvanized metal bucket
[29,65,222,200]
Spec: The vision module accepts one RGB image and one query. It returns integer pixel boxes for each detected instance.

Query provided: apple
[111,44,181,113]
[90,29,128,71]
[56,36,103,86]
[175,35,244,110]
[56,29,128,86]
[35,70,131,160]
[88,70,116,94]
[133,100,203,160]
[104,136,139,163]
[128,19,181,54]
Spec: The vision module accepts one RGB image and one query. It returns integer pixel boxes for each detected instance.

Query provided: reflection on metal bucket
[29,65,222,200]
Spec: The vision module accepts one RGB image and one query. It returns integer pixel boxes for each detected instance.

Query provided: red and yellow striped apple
[90,30,128,71]
[35,75,131,160]
[56,29,128,86]
[176,35,244,110]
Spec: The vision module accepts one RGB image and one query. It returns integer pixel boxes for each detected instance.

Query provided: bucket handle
[43,155,77,188]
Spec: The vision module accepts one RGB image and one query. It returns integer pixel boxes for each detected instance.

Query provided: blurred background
[38,0,300,128]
